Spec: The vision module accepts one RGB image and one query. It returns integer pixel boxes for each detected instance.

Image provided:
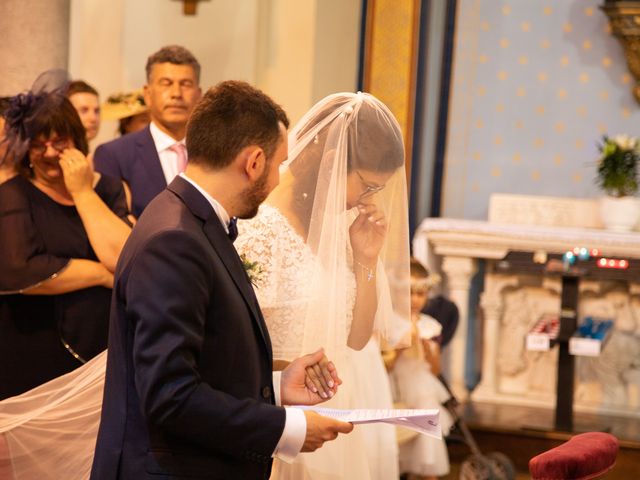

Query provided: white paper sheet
[295,406,441,438]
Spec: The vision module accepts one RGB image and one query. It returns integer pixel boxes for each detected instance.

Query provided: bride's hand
[281,348,342,405]
[350,203,386,264]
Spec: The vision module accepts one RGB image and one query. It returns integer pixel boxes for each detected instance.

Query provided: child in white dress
[391,258,453,480]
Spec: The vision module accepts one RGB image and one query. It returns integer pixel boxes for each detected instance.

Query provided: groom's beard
[238,168,270,219]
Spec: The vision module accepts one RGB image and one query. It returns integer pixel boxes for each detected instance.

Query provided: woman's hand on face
[349,203,387,264]
[59,148,94,197]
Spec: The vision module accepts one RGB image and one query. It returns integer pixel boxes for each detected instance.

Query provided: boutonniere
[240,253,263,288]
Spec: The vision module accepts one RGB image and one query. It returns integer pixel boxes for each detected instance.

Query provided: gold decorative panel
[602,1,640,103]
[362,0,422,176]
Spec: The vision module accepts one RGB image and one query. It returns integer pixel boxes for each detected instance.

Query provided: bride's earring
[313,135,319,144]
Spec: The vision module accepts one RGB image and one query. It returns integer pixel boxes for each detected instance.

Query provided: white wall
[68,0,361,146]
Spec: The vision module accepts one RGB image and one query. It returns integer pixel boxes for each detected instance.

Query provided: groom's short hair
[187,80,289,169]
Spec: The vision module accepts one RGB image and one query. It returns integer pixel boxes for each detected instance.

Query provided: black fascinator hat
[3,70,88,175]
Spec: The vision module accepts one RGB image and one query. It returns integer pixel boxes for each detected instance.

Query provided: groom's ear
[242,145,267,181]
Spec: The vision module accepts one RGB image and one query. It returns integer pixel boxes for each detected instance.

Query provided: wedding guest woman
[0,85,131,400]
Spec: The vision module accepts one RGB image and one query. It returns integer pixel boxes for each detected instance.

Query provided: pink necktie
[170,143,188,173]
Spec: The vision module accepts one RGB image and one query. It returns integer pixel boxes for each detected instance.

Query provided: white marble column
[474,273,520,399]
[441,255,477,398]
[0,0,70,96]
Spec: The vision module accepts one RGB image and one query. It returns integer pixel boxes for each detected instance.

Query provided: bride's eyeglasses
[356,171,385,200]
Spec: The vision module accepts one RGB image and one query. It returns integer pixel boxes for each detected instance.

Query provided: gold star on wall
[481,21,490,31]
[475,119,484,129]
[602,57,612,68]
[497,70,508,81]
[519,56,529,65]
[496,103,505,113]
[575,139,585,149]
[599,90,609,101]
[521,22,531,32]
[537,72,548,82]
[534,138,544,148]
[516,86,527,97]
[479,54,489,63]
[515,119,524,129]
[502,5,511,15]
[540,39,551,49]
[535,105,545,115]
[500,38,510,48]
[512,153,522,163]
[563,23,573,33]
[554,122,566,133]
[494,135,503,146]
[491,166,502,177]
[622,107,631,118]
[477,86,487,96]
[583,40,592,51]
[560,56,570,67]
[622,74,631,85]
[579,73,589,83]
[543,6,553,16]
[584,7,594,16]
[473,151,482,161]
[557,89,567,99]
[598,123,608,134]
[577,106,587,117]
[553,155,563,166]
[531,170,541,181]
[572,172,583,183]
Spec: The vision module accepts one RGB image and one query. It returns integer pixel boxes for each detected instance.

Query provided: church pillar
[0,0,71,96]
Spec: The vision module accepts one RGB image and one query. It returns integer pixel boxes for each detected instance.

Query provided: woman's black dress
[0,174,129,400]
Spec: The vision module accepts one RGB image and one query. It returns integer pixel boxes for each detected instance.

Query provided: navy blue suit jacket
[90,177,286,479]
[94,126,166,218]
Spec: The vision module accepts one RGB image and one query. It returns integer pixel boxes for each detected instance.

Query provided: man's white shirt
[149,122,187,185]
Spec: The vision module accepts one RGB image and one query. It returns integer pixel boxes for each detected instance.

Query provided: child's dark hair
[410,257,429,279]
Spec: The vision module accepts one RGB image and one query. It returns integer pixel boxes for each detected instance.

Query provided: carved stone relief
[490,274,640,415]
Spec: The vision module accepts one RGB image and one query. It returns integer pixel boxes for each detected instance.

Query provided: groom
[91,81,353,479]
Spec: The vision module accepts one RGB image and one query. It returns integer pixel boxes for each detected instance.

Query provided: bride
[0,92,410,480]
[235,92,411,479]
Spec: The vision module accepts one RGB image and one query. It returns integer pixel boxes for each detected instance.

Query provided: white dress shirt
[179,173,306,462]
[149,122,187,185]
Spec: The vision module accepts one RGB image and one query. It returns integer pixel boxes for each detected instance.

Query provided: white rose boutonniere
[240,254,263,288]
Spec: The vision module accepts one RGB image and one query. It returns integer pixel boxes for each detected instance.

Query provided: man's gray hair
[145,45,201,83]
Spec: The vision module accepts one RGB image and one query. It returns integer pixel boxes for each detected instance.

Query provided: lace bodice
[236,205,356,360]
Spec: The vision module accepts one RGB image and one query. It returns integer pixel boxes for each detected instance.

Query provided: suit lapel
[167,177,273,362]
[137,127,167,192]
[202,219,273,357]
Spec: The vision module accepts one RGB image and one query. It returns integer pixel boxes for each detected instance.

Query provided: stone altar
[413,196,640,417]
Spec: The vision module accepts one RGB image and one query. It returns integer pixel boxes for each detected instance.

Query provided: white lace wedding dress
[236,205,398,480]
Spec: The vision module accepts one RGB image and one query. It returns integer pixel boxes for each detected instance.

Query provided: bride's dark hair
[288,93,404,235]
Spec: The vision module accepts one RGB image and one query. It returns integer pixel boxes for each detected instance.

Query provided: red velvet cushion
[529,432,618,480]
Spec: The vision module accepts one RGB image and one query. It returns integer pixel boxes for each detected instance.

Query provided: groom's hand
[301,411,354,452]
[281,348,342,405]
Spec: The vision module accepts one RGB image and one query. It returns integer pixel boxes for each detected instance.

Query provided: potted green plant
[596,134,640,231]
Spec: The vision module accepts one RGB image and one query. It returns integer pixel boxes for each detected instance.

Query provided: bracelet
[355,260,375,282]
